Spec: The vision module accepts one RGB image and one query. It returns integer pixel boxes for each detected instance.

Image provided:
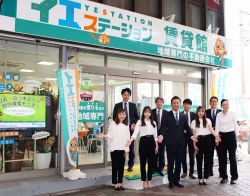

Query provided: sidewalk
[56,155,250,196]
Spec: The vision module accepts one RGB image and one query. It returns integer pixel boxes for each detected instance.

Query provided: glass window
[162,0,183,24]
[188,83,202,106]
[103,0,132,10]
[0,41,59,173]
[162,81,185,107]
[78,73,105,165]
[108,56,159,73]
[208,9,219,31]
[134,0,159,18]
[79,52,104,67]
[162,63,202,78]
[186,3,203,29]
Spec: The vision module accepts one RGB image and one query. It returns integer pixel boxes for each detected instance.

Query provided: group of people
[97,88,240,191]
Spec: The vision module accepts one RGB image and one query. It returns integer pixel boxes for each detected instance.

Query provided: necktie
[186,112,190,126]
[157,109,161,129]
[124,102,128,124]
[175,112,179,125]
[212,109,216,120]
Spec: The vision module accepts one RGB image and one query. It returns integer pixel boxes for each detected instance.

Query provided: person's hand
[95,133,104,138]
[191,135,198,142]
[125,138,133,147]
[130,123,135,131]
[215,135,221,143]
[194,145,199,155]
[158,135,163,143]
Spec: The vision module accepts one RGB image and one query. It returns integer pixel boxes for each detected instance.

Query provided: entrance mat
[124,165,167,180]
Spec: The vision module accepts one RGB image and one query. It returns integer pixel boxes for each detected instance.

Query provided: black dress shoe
[189,174,197,179]
[127,167,133,172]
[173,181,184,187]
[120,186,126,190]
[203,180,208,185]
[169,182,174,188]
[159,171,164,176]
[199,179,203,185]
[230,180,236,185]
[220,179,228,184]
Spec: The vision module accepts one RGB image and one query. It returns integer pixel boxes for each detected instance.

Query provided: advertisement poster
[0,94,46,129]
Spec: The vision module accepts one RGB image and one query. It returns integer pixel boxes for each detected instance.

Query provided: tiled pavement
[59,155,250,196]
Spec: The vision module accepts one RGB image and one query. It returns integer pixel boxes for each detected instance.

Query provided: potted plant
[32,132,55,169]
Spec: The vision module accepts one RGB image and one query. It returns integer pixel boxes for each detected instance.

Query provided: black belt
[219,131,235,135]
[141,135,154,138]
[197,134,210,138]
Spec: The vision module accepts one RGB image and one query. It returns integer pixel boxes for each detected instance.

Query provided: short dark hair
[155,97,164,103]
[114,108,127,125]
[210,96,218,102]
[183,98,192,105]
[221,99,228,106]
[121,88,131,96]
[171,96,181,103]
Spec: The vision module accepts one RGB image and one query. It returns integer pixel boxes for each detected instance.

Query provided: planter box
[36,152,52,169]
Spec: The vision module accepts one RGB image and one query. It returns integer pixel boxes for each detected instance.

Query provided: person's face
[155,99,164,109]
[210,98,218,109]
[144,110,151,119]
[122,91,130,102]
[118,112,126,122]
[198,108,205,118]
[221,101,229,111]
[171,99,180,111]
[183,103,191,112]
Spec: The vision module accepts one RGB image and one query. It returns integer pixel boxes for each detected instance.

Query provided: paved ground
[55,143,250,196]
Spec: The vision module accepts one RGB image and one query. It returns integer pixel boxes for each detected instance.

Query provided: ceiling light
[19,69,35,73]
[45,78,57,81]
[37,61,55,66]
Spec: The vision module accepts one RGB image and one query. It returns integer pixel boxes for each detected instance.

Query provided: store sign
[0,94,46,129]
[78,101,105,122]
[0,131,19,137]
[0,0,232,68]
[57,68,79,167]
[0,139,14,145]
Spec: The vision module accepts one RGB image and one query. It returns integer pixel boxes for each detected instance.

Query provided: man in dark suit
[152,97,168,176]
[113,88,139,172]
[158,96,197,188]
[181,99,197,179]
[206,96,222,177]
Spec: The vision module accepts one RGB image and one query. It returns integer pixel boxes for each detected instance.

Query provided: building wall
[90,0,225,35]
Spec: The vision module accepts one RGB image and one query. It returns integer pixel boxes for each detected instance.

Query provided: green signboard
[0,94,46,128]
[0,0,232,68]
[78,101,105,122]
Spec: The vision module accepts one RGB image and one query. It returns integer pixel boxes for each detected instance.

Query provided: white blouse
[215,111,239,136]
[106,121,130,152]
[131,119,158,141]
[191,118,212,136]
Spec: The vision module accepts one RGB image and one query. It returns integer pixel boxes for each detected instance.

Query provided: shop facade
[0,0,231,180]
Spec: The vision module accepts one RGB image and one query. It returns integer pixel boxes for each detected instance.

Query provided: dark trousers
[218,131,238,180]
[209,134,221,175]
[111,150,125,184]
[196,135,211,179]
[167,141,184,183]
[139,135,156,181]
[128,130,135,168]
[182,135,195,174]
[154,140,166,171]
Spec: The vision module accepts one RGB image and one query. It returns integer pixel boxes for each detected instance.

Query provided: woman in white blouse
[128,106,158,189]
[216,99,239,185]
[192,106,220,185]
[96,108,130,191]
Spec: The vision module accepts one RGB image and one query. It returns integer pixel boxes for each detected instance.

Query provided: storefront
[0,0,232,180]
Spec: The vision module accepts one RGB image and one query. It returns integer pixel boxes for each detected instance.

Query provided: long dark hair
[141,106,156,128]
[195,106,207,128]
[114,108,127,125]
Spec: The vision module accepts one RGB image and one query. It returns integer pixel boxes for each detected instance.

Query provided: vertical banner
[57,68,86,180]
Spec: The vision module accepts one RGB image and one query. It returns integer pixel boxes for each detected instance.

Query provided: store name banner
[78,101,105,122]
[0,0,232,68]
[57,68,79,168]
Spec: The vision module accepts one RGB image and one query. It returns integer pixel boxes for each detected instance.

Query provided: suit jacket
[161,111,193,145]
[206,108,222,128]
[181,111,196,136]
[112,102,139,125]
[152,108,168,135]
